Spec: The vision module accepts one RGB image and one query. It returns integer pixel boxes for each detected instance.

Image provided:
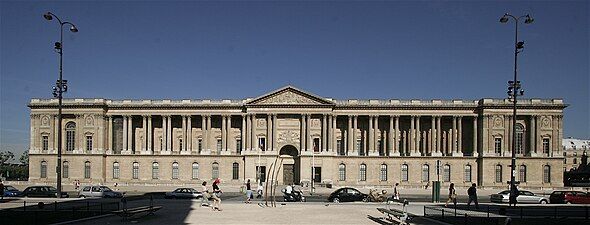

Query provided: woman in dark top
[445,183,457,207]
[211,178,222,211]
[245,179,252,204]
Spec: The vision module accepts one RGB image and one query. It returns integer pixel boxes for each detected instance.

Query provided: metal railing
[0,200,120,225]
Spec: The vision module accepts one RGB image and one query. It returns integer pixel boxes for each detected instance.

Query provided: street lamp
[44,12,78,198]
[499,13,533,192]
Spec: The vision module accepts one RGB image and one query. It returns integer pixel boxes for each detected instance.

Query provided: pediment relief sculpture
[257,91,321,105]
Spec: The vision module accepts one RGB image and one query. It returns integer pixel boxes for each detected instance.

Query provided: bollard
[442,207,445,218]
[23,201,26,211]
[487,205,490,218]
[520,207,523,219]
[54,201,58,211]
[87,201,90,212]
[100,203,103,214]
[554,206,557,219]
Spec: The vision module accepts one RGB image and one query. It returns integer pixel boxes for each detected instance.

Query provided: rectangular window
[133,163,139,179]
[401,165,409,182]
[86,136,93,152]
[113,163,120,179]
[464,165,472,182]
[543,138,550,155]
[63,162,69,178]
[84,162,91,179]
[313,138,320,152]
[338,164,346,181]
[356,140,362,156]
[494,138,502,156]
[258,137,266,151]
[192,163,199,179]
[236,139,241,153]
[232,163,239,180]
[495,165,502,183]
[359,165,367,181]
[40,162,47,178]
[42,135,49,151]
[216,139,222,153]
[172,163,179,179]
[198,139,202,152]
[380,164,387,181]
[337,139,343,155]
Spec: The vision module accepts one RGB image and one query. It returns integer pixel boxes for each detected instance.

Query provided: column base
[105,150,113,155]
[431,152,443,157]
[159,150,172,155]
[180,151,191,155]
[221,151,232,155]
[140,151,152,155]
[529,152,539,157]
[121,150,132,155]
[410,152,422,157]
[368,151,379,156]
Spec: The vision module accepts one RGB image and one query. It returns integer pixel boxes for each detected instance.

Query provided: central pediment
[246,86,334,106]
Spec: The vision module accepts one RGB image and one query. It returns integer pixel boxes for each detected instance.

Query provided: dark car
[550,191,585,204]
[21,186,69,198]
[3,185,22,197]
[564,192,590,204]
[165,188,202,199]
[328,187,368,203]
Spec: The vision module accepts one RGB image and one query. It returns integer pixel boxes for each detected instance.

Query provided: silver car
[78,185,123,198]
[165,188,202,199]
[490,190,549,204]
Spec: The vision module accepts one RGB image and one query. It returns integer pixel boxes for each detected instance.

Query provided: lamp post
[44,12,78,198]
[499,13,533,191]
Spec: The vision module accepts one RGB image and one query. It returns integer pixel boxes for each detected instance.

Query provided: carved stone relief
[41,116,50,127]
[257,91,320,105]
[493,116,503,128]
[541,116,551,128]
[311,119,321,128]
[257,119,266,127]
[277,130,300,145]
[85,115,94,126]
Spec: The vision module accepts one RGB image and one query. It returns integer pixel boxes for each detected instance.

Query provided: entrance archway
[279,145,300,185]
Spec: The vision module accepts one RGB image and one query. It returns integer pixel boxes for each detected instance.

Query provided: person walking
[256,182,264,199]
[509,183,519,207]
[467,183,479,209]
[200,181,210,207]
[245,179,252,204]
[0,180,5,200]
[445,183,457,207]
[211,178,223,211]
[392,183,400,201]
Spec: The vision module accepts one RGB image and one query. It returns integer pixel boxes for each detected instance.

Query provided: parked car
[3,185,22,197]
[327,187,368,203]
[549,191,585,204]
[21,186,69,198]
[165,188,202,199]
[564,192,590,204]
[490,190,549,204]
[78,185,123,198]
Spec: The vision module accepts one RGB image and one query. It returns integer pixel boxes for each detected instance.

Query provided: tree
[20,151,29,165]
[0,151,14,165]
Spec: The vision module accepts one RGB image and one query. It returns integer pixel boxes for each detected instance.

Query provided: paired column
[206,115,212,153]
[368,115,374,154]
[142,116,148,151]
[222,115,227,152]
[472,116,478,157]
[415,116,421,156]
[227,115,232,153]
[301,114,306,152]
[430,116,435,156]
[266,115,271,151]
[436,116,442,156]
[322,114,327,152]
[347,116,352,155]
[353,115,358,155]
[306,114,311,152]
[147,115,152,153]
[251,114,256,152]
[388,116,394,156]
[241,115,246,153]
[167,116,172,152]
[374,116,379,155]
[187,115,191,152]
[332,115,337,154]
[201,115,207,153]
[122,116,128,153]
[529,115,536,156]
[457,116,462,154]
[107,116,113,153]
[272,114,277,152]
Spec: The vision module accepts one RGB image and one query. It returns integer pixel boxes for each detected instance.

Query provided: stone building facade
[28,86,566,188]
[562,138,590,171]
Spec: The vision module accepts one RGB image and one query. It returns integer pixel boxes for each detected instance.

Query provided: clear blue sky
[1,1,588,159]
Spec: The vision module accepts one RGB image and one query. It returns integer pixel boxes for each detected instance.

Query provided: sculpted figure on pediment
[258,91,320,105]
[278,130,300,145]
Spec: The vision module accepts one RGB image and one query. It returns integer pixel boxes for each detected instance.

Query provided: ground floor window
[192,163,199,179]
[495,165,502,183]
[212,162,219,179]
[113,162,120,179]
[172,162,179,179]
[232,162,239,180]
[338,164,346,181]
[380,164,387,181]
[464,165,472,182]
[401,164,409,182]
[359,164,367,181]
[133,162,139,179]
[421,164,429,182]
[84,161,91,179]
[543,165,551,183]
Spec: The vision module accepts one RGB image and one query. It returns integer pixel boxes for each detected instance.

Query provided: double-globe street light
[43,12,78,198]
[499,13,533,191]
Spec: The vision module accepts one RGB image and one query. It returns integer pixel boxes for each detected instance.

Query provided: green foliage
[0,164,28,181]
[19,151,29,165]
[0,151,15,164]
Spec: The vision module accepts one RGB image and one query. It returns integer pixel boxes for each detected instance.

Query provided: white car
[490,190,549,204]
[165,188,203,199]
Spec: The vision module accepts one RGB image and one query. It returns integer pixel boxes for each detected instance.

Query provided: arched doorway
[279,145,300,185]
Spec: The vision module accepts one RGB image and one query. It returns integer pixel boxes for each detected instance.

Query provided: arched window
[495,165,503,183]
[422,164,430,182]
[359,164,367,181]
[232,162,239,180]
[132,162,139,179]
[212,162,219,179]
[338,164,346,181]
[172,162,179,179]
[192,163,199,179]
[63,161,69,178]
[66,122,76,151]
[40,161,47,178]
[152,162,159,179]
[113,162,120,179]
[380,164,388,181]
[443,164,451,182]
[519,165,527,182]
[515,124,525,154]
[543,165,551,183]
[401,164,409,182]
[84,161,91,179]
[464,165,472,182]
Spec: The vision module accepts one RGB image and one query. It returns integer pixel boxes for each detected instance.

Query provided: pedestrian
[245,179,252,204]
[445,183,457,207]
[467,183,479,209]
[509,183,519,207]
[393,183,400,201]
[0,180,5,200]
[211,178,223,211]
[75,180,80,191]
[200,181,210,207]
[114,182,118,191]
[256,182,264,199]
